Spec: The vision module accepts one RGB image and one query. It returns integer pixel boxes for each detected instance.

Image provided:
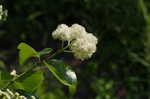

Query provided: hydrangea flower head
[52,23,98,60]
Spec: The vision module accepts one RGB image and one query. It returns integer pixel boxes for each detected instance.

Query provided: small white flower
[0,90,11,99]
[6,89,14,96]
[10,69,17,76]
[66,70,77,81]
[15,92,20,96]
[0,5,2,9]
[20,96,27,99]
[31,96,36,99]
[0,89,28,99]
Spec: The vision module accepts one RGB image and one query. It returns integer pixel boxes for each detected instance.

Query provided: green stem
[138,0,150,24]
[48,45,69,59]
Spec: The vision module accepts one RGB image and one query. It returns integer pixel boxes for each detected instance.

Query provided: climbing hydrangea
[0,89,36,99]
[52,24,98,60]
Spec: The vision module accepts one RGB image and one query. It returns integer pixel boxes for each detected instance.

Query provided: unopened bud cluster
[52,24,98,60]
[0,89,36,99]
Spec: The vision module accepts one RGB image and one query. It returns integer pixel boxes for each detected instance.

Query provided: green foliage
[0,71,13,80]
[14,71,44,93]
[16,42,77,97]
[18,42,39,65]
[0,60,5,69]
[44,59,77,86]
[0,71,13,88]
[40,89,67,99]
[69,84,77,96]
[92,78,115,99]
[38,48,52,56]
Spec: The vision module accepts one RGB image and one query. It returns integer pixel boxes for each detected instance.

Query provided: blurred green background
[0,0,150,99]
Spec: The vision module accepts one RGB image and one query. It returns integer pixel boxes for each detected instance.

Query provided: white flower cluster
[0,89,36,99]
[52,24,86,41]
[52,24,98,60]
[0,5,7,20]
[0,5,3,20]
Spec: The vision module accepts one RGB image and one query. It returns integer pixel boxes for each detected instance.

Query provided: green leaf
[13,82,24,90]
[28,11,42,21]
[38,48,52,56]
[18,42,39,65]
[0,71,13,88]
[69,84,77,96]
[44,59,77,86]
[0,60,5,69]
[1,71,13,80]
[14,71,44,93]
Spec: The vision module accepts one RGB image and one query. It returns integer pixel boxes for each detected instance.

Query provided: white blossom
[0,4,8,21]
[70,36,97,60]
[0,89,32,99]
[52,23,98,60]
[10,69,17,76]
[20,96,27,99]
[31,96,36,99]
[0,5,3,20]
[0,90,11,99]
[52,24,87,41]
[69,24,87,39]
[6,89,14,97]
[52,24,72,41]
[84,33,98,44]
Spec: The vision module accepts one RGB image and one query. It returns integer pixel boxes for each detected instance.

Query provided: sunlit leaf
[44,59,77,86]
[38,48,52,56]
[1,71,13,80]
[69,84,77,96]
[18,42,39,65]
[14,71,44,93]
[0,71,13,88]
